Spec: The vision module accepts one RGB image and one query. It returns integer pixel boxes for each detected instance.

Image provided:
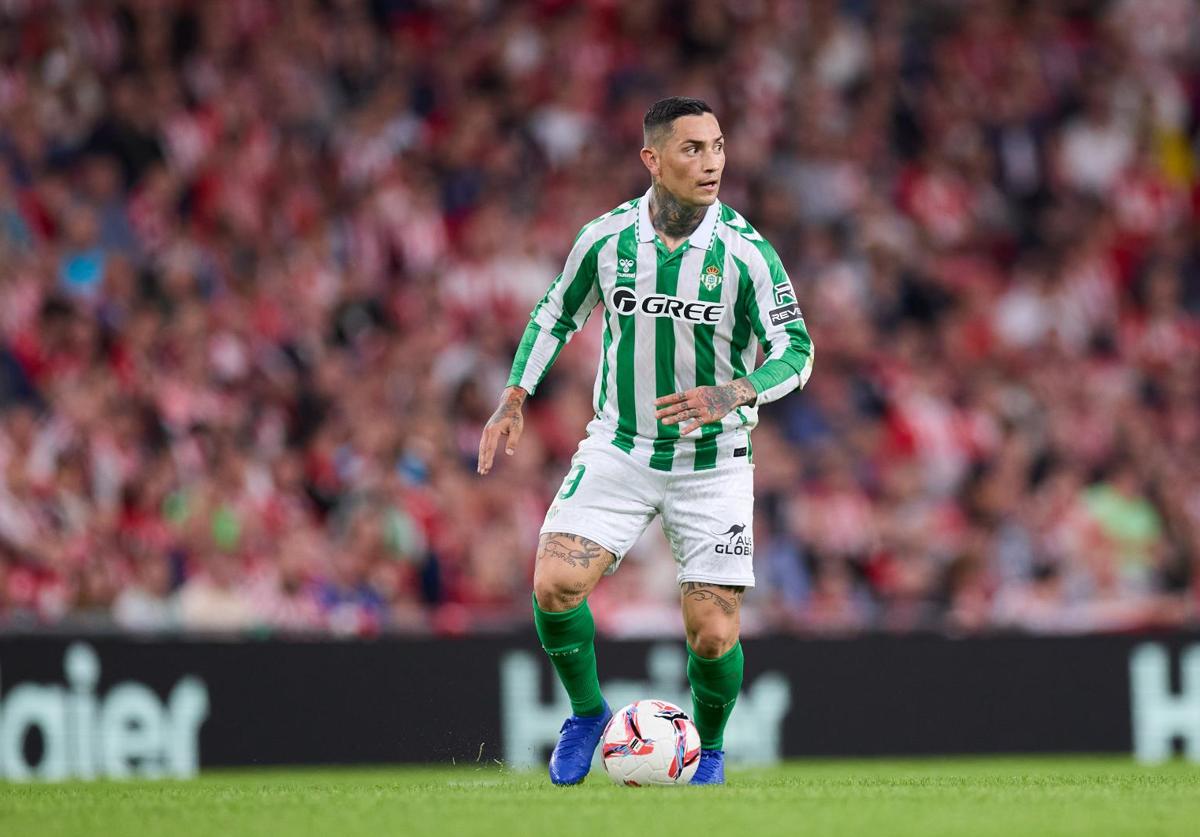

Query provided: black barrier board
[1,634,1198,777]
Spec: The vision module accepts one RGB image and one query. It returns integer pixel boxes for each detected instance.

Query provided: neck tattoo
[650,183,706,241]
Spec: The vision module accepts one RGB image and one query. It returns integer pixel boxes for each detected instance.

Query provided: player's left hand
[654,379,757,436]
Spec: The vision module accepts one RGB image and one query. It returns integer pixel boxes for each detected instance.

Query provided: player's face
[646,113,725,207]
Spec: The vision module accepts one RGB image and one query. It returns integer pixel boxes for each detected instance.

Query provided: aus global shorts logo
[713,523,753,556]
[611,287,725,324]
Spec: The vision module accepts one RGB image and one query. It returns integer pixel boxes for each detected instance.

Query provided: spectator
[0,0,1196,637]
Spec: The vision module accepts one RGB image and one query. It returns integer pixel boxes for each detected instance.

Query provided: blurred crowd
[0,0,1198,636]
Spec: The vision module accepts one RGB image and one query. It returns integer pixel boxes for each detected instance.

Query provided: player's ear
[640,146,659,178]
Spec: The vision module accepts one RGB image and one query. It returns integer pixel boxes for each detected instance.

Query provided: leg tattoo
[541,533,614,572]
[680,582,745,615]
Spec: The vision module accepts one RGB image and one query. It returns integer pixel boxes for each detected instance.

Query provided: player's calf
[680,582,745,778]
[532,532,617,783]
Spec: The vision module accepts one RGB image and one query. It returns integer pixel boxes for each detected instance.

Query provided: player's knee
[532,567,592,612]
[687,626,739,659]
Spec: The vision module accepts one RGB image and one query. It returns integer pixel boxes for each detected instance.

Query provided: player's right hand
[477,387,527,475]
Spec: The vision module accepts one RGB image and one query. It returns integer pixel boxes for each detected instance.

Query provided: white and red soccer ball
[600,700,701,786]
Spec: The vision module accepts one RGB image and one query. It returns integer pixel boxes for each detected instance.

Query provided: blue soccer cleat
[548,701,612,785]
[690,749,725,785]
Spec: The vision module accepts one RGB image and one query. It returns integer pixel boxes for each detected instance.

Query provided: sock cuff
[687,640,743,666]
[531,591,589,621]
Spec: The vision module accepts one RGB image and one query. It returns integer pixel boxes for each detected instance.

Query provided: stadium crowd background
[0,0,1198,637]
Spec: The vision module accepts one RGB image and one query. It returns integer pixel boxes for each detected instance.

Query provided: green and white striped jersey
[507,189,814,473]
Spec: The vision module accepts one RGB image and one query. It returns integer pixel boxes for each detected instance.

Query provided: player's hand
[477,386,527,475]
[654,379,757,436]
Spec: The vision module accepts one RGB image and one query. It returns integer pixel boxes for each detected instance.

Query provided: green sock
[687,641,744,750]
[532,593,605,717]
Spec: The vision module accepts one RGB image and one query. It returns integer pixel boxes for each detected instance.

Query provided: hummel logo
[618,258,634,274]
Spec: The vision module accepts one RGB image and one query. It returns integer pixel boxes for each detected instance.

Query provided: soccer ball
[600,699,701,786]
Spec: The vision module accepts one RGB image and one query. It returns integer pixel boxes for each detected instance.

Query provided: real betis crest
[701,264,723,291]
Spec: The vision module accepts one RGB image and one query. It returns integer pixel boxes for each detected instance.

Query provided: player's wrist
[728,378,758,408]
[502,385,529,406]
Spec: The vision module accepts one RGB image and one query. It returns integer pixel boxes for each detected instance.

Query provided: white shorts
[540,436,756,588]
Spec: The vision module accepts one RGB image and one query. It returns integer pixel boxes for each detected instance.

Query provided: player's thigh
[534,442,659,608]
[663,464,754,655]
[661,463,756,590]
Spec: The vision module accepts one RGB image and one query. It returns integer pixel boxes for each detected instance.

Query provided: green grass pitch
[2,757,1197,837]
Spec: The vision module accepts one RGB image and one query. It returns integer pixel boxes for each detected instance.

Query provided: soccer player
[477,97,813,785]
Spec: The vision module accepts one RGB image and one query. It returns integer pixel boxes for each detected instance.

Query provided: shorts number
[558,464,586,500]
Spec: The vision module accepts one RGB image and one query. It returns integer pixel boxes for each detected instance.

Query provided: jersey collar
[636,187,720,251]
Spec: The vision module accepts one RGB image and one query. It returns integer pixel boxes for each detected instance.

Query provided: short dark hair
[643,97,714,147]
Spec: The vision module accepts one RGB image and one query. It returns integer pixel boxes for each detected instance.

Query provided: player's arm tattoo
[654,378,757,434]
[478,386,527,475]
[650,183,706,240]
[540,533,613,572]
[487,386,526,427]
[681,582,745,615]
[697,379,757,418]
